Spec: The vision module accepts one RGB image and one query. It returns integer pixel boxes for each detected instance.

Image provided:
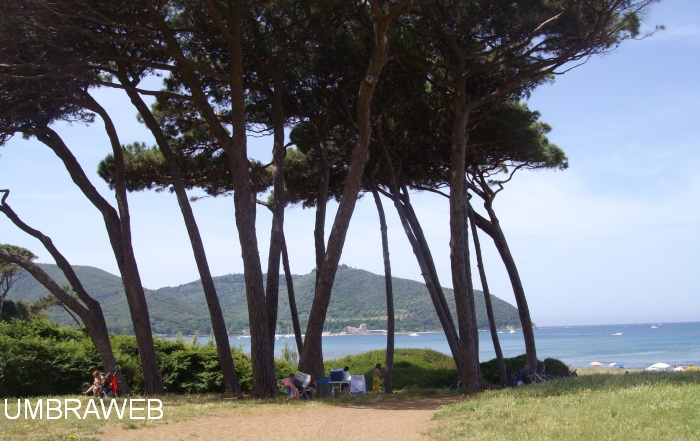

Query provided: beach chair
[294,372,314,398]
[279,377,301,399]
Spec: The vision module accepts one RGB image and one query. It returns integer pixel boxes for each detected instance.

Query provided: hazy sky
[1,0,698,327]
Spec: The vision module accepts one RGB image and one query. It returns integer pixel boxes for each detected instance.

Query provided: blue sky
[1,0,698,327]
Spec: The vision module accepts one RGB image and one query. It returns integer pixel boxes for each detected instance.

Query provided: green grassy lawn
[429,371,700,441]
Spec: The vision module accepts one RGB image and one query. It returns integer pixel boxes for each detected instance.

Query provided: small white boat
[498,331,503,334]
[613,332,623,336]
[408,333,419,337]
[651,325,658,329]
[509,330,516,334]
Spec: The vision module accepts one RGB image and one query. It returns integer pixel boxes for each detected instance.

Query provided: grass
[428,371,700,441]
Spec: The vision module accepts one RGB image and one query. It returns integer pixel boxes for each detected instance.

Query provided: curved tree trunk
[0,249,120,391]
[375,133,463,375]
[371,186,394,393]
[472,205,538,370]
[468,203,507,386]
[119,78,241,395]
[298,5,395,378]
[33,126,162,394]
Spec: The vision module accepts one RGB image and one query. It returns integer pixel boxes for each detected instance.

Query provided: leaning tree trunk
[89,100,164,394]
[33,126,162,394]
[472,204,538,371]
[468,203,507,386]
[298,9,394,379]
[375,133,463,375]
[0,250,118,382]
[0,192,128,392]
[400,188,461,348]
[281,234,304,353]
[372,186,394,393]
[119,79,241,395]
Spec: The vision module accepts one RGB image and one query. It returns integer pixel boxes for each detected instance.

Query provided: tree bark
[298,5,394,378]
[468,203,507,386]
[118,75,241,395]
[371,186,394,393]
[448,88,481,390]
[226,5,277,396]
[281,234,304,353]
[32,126,162,394]
[313,130,330,285]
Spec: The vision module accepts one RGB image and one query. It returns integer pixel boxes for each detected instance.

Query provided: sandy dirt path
[102,397,457,441]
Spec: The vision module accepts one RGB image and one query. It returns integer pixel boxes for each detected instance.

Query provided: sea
[187,321,700,369]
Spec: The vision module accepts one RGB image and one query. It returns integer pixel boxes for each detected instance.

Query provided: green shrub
[0,319,298,396]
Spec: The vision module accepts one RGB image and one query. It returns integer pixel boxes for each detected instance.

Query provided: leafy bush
[0,319,295,396]
[480,354,568,384]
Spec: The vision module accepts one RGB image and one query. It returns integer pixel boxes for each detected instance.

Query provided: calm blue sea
[188,321,700,369]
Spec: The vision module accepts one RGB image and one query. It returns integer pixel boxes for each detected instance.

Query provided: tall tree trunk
[371,186,394,393]
[474,202,538,370]
[227,6,277,396]
[375,133,463,374]
[281,234,304,353]
[468,203,507,386]
[314,135,330,284]
[118,77,241,395]
[33,126,162,394]
[449,89,481,390]
[298,7,394,378]
[88,100,164,394]
[152,4,277,396]
[265,78,286,358]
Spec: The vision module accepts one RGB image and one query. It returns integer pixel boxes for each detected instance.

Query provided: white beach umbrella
[589,361,603,367]
[650,363,671,369]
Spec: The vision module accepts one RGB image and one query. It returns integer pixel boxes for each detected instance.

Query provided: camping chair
[293,372,314,399]
[279,372,313,399]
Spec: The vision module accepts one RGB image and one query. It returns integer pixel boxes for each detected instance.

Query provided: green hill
[6,264,523,334]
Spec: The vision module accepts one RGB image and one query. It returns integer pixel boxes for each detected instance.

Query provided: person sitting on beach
[82,371,104,395]
[518,365,534,385]
[372,363,382,393]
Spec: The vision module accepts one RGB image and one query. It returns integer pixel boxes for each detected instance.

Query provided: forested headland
[7,263,523,334]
